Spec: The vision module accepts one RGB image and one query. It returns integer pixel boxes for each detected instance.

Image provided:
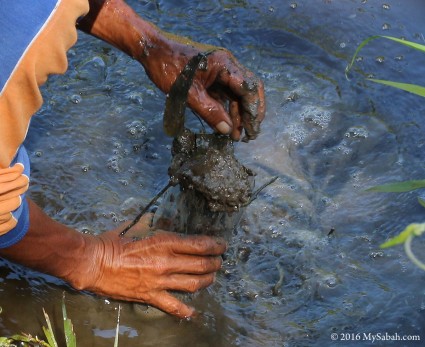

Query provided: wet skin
[0,0,265,321]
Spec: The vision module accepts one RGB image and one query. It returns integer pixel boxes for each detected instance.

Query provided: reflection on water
[2,0,425,346]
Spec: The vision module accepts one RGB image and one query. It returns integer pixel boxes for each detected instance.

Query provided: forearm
[77,0,213,87]
[78,0,167,66]
[0,198,95,288]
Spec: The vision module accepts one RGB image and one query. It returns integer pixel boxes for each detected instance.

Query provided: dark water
[1,0,425,346]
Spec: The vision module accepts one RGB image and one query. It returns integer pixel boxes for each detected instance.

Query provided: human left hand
[68,214,227,319]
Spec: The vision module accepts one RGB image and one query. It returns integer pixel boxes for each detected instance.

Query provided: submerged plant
[0,296,121,347]
[347,36,425,269]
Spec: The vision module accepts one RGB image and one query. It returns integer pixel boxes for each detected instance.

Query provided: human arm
[0,198,226,318]
[77,0,265,141]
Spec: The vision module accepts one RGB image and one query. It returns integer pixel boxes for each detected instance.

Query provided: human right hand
[78,0,266,141]
[69,214,227,319]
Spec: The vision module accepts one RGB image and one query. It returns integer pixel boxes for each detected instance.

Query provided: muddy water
[1,0,425,346]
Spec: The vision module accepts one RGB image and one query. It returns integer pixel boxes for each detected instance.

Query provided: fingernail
[216,121,231,134]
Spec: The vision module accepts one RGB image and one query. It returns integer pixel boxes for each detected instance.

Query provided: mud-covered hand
[70,214,227,319]
[141,39,266,141]
[78,0,265,141]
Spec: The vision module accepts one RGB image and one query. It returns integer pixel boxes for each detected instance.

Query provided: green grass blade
[419,197,425,208]
[345,35,380,77]
[43,308,58,347]
[380,35,425,53]
[380,223,425,249]
[367,79,425,97]
[62,298,76,347]
[366,180,425,193]
[346,35,425,78]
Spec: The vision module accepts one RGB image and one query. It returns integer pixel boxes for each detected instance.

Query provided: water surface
[1,1,425,346]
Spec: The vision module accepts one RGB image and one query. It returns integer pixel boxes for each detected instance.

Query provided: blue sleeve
[0,146,31,248]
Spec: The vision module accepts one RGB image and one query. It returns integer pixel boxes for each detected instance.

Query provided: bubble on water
[355,56,364,62]
[269,225,282,238]
[91,56,106,68]
[382,23,391,30]
[269,6,275,12]
[369,251,384,259]
[81,165,90,172]
[287,123,308,145]
[290,3,297,9]
[285,92,300,103]
[339,42,346,49]
[375,56,385,63]
[394,55,404,61]
[127,92,144,106]
[301,106,332,129]
[126,120,147,139]
[337,144,352,155]
[107,156,120,172]
[382,4,390,10]
[343,301,353,311]
[344,126,369,139]
[35,151,43,157]
[324,274,338,288]
[70,94,82,104]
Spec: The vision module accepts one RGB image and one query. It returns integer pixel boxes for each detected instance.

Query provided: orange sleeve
[0,0,89,168]
[0,0,89,241]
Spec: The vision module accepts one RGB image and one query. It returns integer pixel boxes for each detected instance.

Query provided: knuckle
[187,279,202,293]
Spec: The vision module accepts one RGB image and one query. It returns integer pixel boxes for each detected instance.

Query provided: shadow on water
[2,0,425,346]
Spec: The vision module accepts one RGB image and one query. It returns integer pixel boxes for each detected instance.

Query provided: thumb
[188,87,232,135]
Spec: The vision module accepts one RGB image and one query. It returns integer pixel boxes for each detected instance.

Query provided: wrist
[64,232,105,291]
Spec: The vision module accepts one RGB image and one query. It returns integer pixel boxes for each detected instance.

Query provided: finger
[147,233,227,256]
[161,254,222,275]
[148,291,196,319]
[0,184,29,203]
[0,214,17,235]
[0,164,24,183]
[0,174,29,196]
[159,273,216,293]
[217,61,266,140]
[229,100,242,141]
[0,196,21,215]
[187,85,232,135]
[240,79,266,141]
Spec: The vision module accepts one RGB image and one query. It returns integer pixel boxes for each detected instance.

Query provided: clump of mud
[133,129,256,319]
[153,129,255,239]
[169,129,254,212]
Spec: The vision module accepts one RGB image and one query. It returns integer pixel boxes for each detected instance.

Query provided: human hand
[0,163,29,234]
[78,0,265,141]
[140,38,266,141]
[69,214,227,319]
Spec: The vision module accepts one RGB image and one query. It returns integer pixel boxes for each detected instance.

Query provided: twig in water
[119,182,172,237]
[242,176,279,207]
